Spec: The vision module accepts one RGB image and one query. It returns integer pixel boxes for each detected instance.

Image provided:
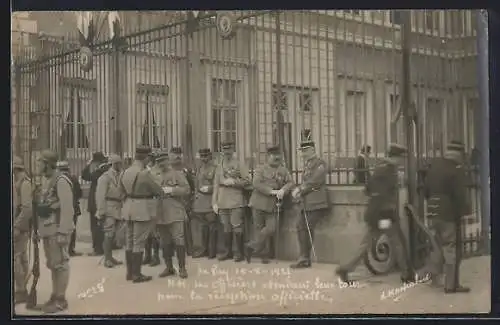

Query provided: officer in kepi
[422,140,471,294]
[335,143,415,284]
[192,148,218,259]
[96,154,125,268]
[156,149,192,278]
[34,150,75,313]
[289,140,330,269]
[245,145,294,264]
[13,156,33,305]
[212,141,252,262]
[120,145,164,283]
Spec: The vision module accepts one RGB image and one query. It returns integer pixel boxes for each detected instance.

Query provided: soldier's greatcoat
[249,164,294,212]
[158,168,191,224]
[212,158,251,209]
[192,161,217,214]
[298,156,329,211]
[96,168,124,220]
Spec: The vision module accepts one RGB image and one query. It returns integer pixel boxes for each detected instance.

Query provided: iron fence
[12,10,485,257]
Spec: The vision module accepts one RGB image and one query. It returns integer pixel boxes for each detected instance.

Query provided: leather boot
[143,237,152,265]
[42,296,68,314]
[193,225,209,258]
[133,252,153,283]
[290,230,312,269]
[125,250,133,281]
[207,224,218,259]
[150,238,160,267]
[159,245,176,278]
[103,237,115,268]
[444,263,470,293]
[176,246,188,279]
[218,232,233,261]
[234,233,245,262]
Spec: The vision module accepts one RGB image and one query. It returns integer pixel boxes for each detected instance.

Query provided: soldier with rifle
[245,145,294,264]
[422,140,471,294]
[32,150,75,313]
[13,156,33,305]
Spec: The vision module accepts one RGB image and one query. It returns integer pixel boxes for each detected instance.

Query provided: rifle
[26,186,40,310]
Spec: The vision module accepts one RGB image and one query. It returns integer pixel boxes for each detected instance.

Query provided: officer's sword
[301,201,318,262]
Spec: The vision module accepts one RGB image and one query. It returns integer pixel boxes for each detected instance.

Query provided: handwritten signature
[77,278,106,299]
[380,273,430,302]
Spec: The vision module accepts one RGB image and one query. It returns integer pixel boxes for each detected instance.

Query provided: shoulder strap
[55,174,74,194]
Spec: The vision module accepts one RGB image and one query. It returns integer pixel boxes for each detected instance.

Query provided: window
[346,90,366,154]
[425,10,439,32]
[136,85,168,149]
[389,94,404,145]
[299,91,312,112]
[390,10,403,25]
[62,87,91,149]
[31,125,39,140]
[343,10,361,16]
[466,98,479,150]
[211,78,239,151]
[272,87,288,110]
[426,97,444,155]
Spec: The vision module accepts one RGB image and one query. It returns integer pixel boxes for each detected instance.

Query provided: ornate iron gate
[12,10,485,257]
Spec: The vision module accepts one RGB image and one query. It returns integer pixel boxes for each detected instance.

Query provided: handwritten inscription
[380,273,431,302]
[157,266,362,306]
[77,278,106,299]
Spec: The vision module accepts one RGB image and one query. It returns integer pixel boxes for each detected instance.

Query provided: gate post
[14,64,22,157]
[476,10,490,254]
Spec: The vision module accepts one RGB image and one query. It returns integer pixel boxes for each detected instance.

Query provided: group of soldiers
[13,138,471,313]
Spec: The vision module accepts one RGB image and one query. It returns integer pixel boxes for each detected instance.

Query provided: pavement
[14,239,490,315]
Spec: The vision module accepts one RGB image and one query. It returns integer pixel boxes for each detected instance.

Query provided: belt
[105,197,122,202]
[128,195,155,200]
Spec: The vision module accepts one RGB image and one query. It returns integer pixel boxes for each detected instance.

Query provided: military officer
[289,140,329,269]
[156,148,192,278]
[13,156,33,305]
[96,154,125,268]
[35,150,74,313]
[120,145,164,283]
[422,141,470,293]
[245,146,294,264]
[212,141,252,262]
[192,148,218,259]
[335,144,414,284]
[143,150,161,267]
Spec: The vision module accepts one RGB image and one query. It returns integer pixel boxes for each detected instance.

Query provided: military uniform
[192,148,218,258]
[212,141,252,262]
[13,156,32,304]
[336,144,414,283]
[423,141,470,293]
[155,150,191,278]
[36,150,75,313]
[143,150,161,267]
[120,145,164,283]
[290,141,330,268]
[246,146,294,263]
[96,154,125,268]
[56,161,83,257]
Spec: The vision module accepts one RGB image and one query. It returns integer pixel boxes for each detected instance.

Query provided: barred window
[211,78,239,152]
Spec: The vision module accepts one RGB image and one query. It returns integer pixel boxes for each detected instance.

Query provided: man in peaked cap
[120,145,164,283]
[212,141,252,262]
[156,149,192,278]
[192,148,218,259]
[13,156,32,304]
[289,140,330,269]
[56,161,83,257]
[354,144,371,185]
[245,145,294,264]
[421,140,470,294]
[82,151,108,256]
[96,154,125,268]
[170,146,196,256]
[34,150,75,313]
[336,143,415,284]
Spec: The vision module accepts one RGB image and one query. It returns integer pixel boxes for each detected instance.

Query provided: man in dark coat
[354,144,371,184]
[56,161,83,256]
[81,151,108,256]
[423,140,471,294]
[336,143,415,284]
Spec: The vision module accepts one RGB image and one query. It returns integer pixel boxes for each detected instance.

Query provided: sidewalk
[15,240,490,315]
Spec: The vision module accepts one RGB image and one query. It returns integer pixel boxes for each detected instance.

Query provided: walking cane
[301,201,318,263]
[274,199,282,261]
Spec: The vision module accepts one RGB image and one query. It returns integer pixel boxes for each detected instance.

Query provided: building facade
[12,10,480,182]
